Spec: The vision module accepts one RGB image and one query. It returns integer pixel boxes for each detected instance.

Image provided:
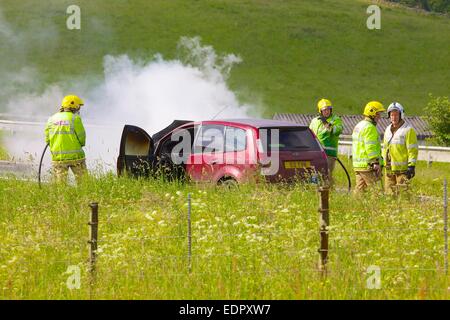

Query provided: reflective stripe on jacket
[352,118,383,170]
[383,122,418,172]
[309,114,343,157]
[45,112,86,161]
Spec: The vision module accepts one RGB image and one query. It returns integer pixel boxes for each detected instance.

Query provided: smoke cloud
[1,35,261,177]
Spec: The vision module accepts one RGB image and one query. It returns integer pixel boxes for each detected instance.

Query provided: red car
[117,119,328,184]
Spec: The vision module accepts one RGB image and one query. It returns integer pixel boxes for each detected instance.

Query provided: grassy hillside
[0,0,449,116]
[386,0,450,13]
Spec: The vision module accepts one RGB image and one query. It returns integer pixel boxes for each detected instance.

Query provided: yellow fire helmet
[317,98,332,113]
[61,95,84,110]
[363,101,385,118]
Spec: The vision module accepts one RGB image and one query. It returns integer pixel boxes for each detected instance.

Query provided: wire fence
[1,180,448,296]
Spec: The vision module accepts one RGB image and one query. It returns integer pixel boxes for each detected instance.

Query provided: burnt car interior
[117,120,194,180]
[155,125,196,181]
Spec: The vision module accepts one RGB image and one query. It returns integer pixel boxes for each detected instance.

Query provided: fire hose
[38,143,49,188]
[335,157,351,193]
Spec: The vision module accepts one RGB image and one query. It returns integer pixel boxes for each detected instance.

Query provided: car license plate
[284,161,310,169]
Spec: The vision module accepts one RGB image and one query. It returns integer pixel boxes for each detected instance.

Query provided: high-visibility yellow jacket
[383,121,418,172]
[352,118,383,170]
[309,114,343,157]
[45,111,86,162]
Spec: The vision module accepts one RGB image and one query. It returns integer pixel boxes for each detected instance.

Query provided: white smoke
[1,36,261,176]
[0,6,59,71]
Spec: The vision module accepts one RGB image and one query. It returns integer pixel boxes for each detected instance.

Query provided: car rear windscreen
[258,127,321,152]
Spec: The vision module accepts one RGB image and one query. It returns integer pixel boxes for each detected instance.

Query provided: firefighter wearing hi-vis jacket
[45,95,87,184]
[309,98,343,185]
[352,101,385,193]
[382,102,418,195]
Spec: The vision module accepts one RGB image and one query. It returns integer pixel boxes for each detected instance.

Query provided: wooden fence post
[88,202,99,282]
[318,186,330,275]
[444,179,448,275]
[187,193,192,273]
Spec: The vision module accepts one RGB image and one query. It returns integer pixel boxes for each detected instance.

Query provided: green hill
[0,0,449,116]
[386,0,450,13]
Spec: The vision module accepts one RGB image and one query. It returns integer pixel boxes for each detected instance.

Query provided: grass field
[0,160,449,299]
[0,0,449,116]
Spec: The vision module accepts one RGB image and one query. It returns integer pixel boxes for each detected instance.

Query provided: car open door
[117,125,154,177]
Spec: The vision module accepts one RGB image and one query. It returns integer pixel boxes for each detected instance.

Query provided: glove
[319,116,328,124]
[406,166,415,179]
[320,117,332,130]
[372,163,381,178]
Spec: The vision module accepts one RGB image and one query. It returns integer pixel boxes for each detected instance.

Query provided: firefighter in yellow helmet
[44,95,87,184]
[382,102,418,196]
[352,101,385,193]
[309,98,343,186]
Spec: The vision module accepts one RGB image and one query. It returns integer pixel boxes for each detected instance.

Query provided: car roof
[153,118,309,145]
[152,120,192,142]
[157,118,308,131]
[203,118,308,128]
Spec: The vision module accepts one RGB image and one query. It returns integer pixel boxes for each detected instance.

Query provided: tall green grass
[0,131,10,160]
[0,161,448,299]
